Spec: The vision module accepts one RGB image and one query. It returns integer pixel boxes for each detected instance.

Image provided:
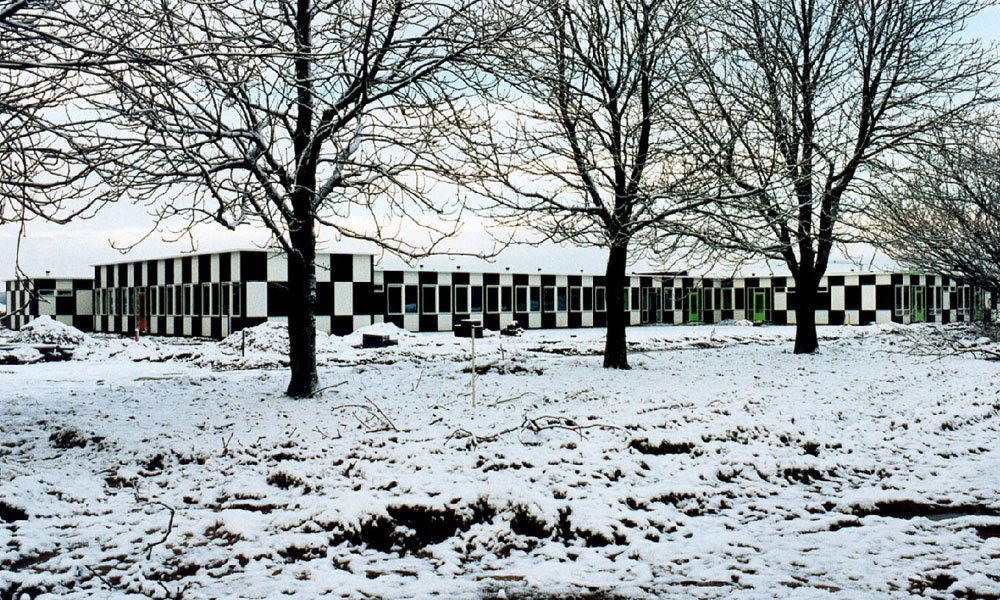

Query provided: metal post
[242,328,246,357]
[470,330,477,407]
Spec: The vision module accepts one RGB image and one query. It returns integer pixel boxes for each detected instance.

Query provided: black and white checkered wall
[92,250,374,338]
[7,250,995,339]
[372,270,662,333]
[2,278,93,331]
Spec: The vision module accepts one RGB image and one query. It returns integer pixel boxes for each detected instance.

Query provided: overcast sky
[2,7,998,281]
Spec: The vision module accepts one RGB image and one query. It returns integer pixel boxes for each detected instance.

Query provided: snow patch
[11,315,89,345]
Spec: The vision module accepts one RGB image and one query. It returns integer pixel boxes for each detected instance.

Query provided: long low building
[2,249,996,337]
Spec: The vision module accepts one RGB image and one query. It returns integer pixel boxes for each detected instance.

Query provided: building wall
[91,251,374,338]
[6,255,995,338]
[2,278,93,331]
[373,271,663,333]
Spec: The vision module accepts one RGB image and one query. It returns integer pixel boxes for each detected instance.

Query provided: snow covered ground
[2,322,999,599]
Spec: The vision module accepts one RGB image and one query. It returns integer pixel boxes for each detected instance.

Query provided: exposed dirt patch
[974,524,1000,539]
[49,427,100,449]
[267,470,311,492]
[0,501,27,523]
[851,500,1000,521]
[628,438,696,455]
[334,499,496,553]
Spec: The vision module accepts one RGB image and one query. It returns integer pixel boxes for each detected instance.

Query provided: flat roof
[91,247,377,267]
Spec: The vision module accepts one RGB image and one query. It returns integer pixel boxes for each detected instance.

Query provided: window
[934,286,942,315]
[486,285,500,313]
[894,285,908,316]
[675,289,683,310]
[515,286,529,312]
[421,285,437,314]
[38,289,55,298]
[622,288,630,311]
[471,286,483,312]
[817,287,829,294]
[543,286,556,312]
[212,283,221,316]
[570,287,582,312]
[221,283,231,316]
[557,287,567,311]
[56,290,72,297]
[387,284,403,315]
[404,285,419,314]
[664,288,674,312]
[438,286,451,313]
[166,286,174,316]
[184,284,194,316]
[454,285,469,313]
[582,287,593,311]
[202,283,212,316]
[594,287,606,312]
[722,288,733,310]
[631,287,640,311]
[958,286,970,314]
[231,284,242,317]
[150,288,158,316]
[501,287,512,312]
[96,290,104,315]
[530,287,541,312]
[127,289,135,316]
[704,288,714,311]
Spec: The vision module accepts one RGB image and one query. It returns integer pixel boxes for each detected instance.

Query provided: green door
[913,287,925,322]
[752,290,767,322]
[687,289,700,322]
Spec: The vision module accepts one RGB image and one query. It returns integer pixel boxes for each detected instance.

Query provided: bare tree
[871,120,1000,290]
[683,0,998,353]
[0,0,122,321]
[454,0,723,369]
[83,0,520,396]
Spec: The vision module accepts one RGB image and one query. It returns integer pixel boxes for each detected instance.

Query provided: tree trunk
[285,0,318,398]
[792,273,819,354]
[603,242,630,369]
[286,228,319,397]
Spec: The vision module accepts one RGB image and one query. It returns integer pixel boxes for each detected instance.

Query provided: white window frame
[404,285,420,315]
[230,283,242,317]
[722,288,733,311]
[183,284,194,316]
[453,284,470,313]
[421,284,438,315]
[387,283,404,315]
[470,286,483,313]
[595,287,607,312]
[515,285,529,312]
[543,286,556,312]
[569,286,582,312]
[486,285,500,314]
[202,282,213,316]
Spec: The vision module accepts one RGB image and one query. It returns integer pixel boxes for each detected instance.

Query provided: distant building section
[2,249,996,337]
[3,277,94,331]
